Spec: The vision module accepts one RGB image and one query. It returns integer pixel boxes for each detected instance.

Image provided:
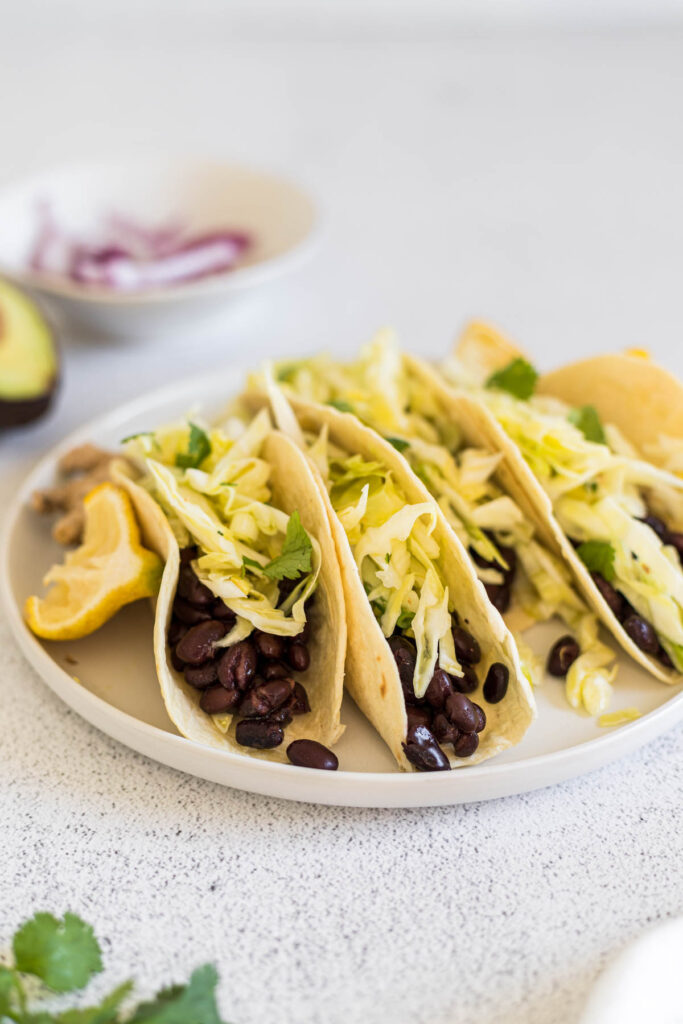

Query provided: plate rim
[3,368,683,807]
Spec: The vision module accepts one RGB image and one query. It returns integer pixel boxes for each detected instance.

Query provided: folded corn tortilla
[112,430,346,762]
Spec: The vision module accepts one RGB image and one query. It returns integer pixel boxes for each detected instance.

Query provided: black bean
[452,664,479,694]
[286,642,310,673]
[179,545,198,565]
[288,682,311,715]
[667,532,683,563]
[499,544,518,585]
[173,597,212,626]
[484,582,511,614]
[640,514,668,540]
[402,725,451,772]
[277,573,305,601]
[211,599,237,623]
[483,662,509,703]
[265,707,294,725]
[591,572,624,619]
[235,719,284,749]
[546,635,581,678]
[623,614,660,655]
[216,640,258,690]
[388,635,421,705]
[424,668,455,710]
[263,661,291,680]
[239,678,295,718]
[445,692,478,733]
[254,631,285,660]
[175,620,227,665]
[200,683,241,714]
[287,739,338,770]
[473,703,486,734]
[657,646,674,669]
[184,662,218,689]
[453,732,479,758]
[168,618,187,646]
[431,712,458,745]
[407,705,433,736]
[177,564,214,607]
[452,626,481,666]
[170,646,186,673]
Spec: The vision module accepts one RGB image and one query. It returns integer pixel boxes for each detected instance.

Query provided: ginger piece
[32,444,130,545]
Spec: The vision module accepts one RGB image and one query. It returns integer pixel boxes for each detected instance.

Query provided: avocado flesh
[0,279,58,426]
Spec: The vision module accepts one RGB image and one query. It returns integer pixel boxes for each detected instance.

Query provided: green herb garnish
[0,912,227,1023]
[387,437,410,453]
[175,423,211,470]
[577,540,616,581]
[568,405,607,444]
[242,556,263,572]
[327,399,354,413]
[120,431,153,444]
[262,510,313,581]
[486,358,538,400]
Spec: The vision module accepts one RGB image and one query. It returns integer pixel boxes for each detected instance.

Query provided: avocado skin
[0,375,58,428]
[0,278,60,429]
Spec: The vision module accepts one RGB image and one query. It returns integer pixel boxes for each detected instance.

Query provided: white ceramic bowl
[0,159,320,338]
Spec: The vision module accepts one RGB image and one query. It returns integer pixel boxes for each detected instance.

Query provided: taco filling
[306,426,510,770]
[443,344,683,676]
[262,333,617,712]
[125,410,327,753]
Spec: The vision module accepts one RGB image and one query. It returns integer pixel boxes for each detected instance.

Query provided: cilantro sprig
[486,358,538,400]
[0,912,228,1024]
[175,423,211,470]
[261,510,313,582]
[577,540,616,581]
[568,405,607,444]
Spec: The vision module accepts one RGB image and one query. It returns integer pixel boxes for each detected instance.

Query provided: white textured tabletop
[2,14,683,1024]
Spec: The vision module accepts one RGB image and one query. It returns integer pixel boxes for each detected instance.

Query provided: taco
[117,409,346,764]
[243,376,536,772]
[442,321,683,684]
[255,334,620,715]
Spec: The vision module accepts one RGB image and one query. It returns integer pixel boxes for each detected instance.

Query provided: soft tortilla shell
[281,396,536,771]
[113,437,346,760]
[451,335,681,684]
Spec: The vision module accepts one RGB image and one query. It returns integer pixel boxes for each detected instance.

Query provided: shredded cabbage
[442,355,683,673]
[124,410,320,641]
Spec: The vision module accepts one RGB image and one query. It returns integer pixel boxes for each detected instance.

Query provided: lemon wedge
[25,482,163,640]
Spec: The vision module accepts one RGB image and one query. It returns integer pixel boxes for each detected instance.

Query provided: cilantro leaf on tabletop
[127,965,223,1024]
[262,510,313,581]
[13,913,103,993]
[0,965,20,1018]
[56,981,134,1023]
[568,405,607,444]
[175,423,211,470]
[486,358,538,400]
[577,540,616,581]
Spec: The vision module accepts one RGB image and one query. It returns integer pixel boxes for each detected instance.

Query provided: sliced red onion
[28,206,252,291]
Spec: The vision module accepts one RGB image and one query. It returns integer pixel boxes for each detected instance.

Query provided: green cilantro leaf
[120,431,152,444]
[0,965,20,1018]
[13,913,103,993]
[57,981,134,1023]
[387,437,410,453]
[241,556,263,573]
[397,609,415,630]
[568,405,607,444]
[327,399,353,413]
[577,540,616,582]
[262,510,313,581]
[486,358,539,400]
[175,423,211,470]
[127,965,224,1024]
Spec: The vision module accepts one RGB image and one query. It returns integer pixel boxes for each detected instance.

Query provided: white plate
[3,370,683,807]
[0,159,319,338]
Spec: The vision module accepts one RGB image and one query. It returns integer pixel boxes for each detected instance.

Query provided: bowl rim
[0,156,322,306]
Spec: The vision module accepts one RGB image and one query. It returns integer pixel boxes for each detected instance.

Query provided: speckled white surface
[2,17,683,1024]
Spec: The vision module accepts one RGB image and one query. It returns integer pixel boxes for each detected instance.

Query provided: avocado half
[0,278,59,428]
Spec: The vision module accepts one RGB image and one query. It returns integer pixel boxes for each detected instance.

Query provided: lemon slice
[25,482,163,640]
